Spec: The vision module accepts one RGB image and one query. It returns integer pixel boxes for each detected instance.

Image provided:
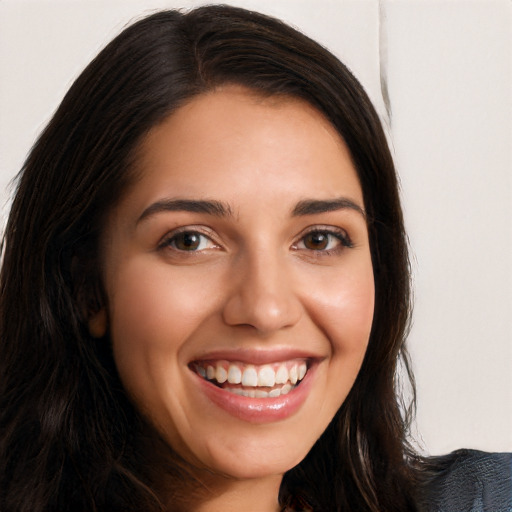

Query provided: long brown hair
[0,6,417,511]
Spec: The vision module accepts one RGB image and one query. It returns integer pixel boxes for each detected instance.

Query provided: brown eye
[303,232,331,250]
[166,231,213,251]
[173,232,201,250]
[294,228,352,254]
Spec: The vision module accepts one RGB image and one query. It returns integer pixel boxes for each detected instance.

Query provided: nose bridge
[222,243,301,333]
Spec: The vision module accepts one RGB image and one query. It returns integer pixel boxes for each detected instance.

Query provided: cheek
[332,276,375,351]
[295,259,374,421]
[302,261,375,356]
[109,257,217,337]
[106,257,225,387]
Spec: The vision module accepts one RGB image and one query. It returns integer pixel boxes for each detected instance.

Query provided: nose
[222,250,302,334]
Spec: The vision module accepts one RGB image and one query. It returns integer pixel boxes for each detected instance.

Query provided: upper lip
[189,347,324,366]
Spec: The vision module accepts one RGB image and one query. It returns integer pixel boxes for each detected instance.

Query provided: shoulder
[417,449,512,512]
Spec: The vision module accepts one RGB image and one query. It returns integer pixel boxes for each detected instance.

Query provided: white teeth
[224,386,292,398]
[289,365,298,385]
[258,365,276,387]
[227,364,242,384]
[281,383,292,395]
[241,366,258,387]
[216,365,228,384]
[298,362,307,380]
[197,359,309,392]
[275,364,288,384]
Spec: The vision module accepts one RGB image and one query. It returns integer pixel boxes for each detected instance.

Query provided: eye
[160,230,217,252]
[293,228,352,254]
[301,232,338,251]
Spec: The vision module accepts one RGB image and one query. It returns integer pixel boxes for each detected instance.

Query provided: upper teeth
[194,360,308,388]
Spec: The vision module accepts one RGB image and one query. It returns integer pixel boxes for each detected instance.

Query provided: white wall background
[1,0,510,456]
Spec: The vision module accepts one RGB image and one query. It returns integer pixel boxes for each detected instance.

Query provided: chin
[182,427,316,481]
[205,451,305,481]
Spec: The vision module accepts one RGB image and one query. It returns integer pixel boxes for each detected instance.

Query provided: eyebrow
[138,198,233,223]
[137,196,365,224]
[292,198,365,217]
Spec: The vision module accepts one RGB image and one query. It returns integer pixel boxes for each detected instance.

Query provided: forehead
[123,86,363,216]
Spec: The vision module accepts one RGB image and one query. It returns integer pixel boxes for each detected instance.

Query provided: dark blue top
[419,449,512,511]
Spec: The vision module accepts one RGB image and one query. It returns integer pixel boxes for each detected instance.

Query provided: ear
[88,308,107,338]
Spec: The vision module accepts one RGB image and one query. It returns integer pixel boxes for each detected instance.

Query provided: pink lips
[190,354,318,424]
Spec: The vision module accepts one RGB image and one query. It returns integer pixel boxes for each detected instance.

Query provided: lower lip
[193,366,315,424]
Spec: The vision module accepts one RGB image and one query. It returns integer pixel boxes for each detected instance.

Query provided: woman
[0,5,509,512]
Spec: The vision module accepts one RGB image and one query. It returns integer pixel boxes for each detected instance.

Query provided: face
[95,86,375,480]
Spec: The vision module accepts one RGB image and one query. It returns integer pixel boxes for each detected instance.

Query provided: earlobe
[88,308,107,338]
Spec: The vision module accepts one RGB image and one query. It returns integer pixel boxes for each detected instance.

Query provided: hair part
[0,6,418,511]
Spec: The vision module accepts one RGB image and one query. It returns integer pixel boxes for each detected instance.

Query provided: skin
[93,86,375,511]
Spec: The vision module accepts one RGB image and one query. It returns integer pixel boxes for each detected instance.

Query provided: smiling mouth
[191,359,309,398]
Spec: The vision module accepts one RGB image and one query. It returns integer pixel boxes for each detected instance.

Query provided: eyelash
[292,227,353,255]
[158,226,353,255]
[158,227,219,253]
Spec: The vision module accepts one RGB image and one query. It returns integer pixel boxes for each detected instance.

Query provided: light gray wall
[1,0,510,455]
